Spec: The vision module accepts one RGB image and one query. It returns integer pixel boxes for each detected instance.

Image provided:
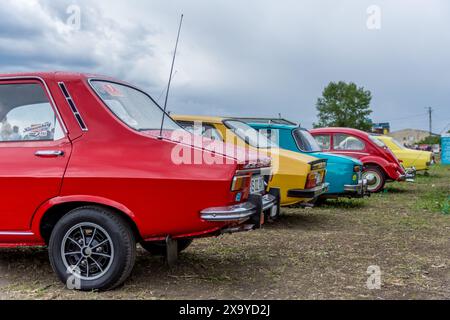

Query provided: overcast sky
[0,0,449,132]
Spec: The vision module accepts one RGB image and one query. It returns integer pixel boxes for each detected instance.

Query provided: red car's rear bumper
[200,193,277,222]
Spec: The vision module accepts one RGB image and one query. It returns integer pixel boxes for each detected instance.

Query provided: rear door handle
[35,150,65,158]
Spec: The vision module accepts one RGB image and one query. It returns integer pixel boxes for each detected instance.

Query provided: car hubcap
[363,171,381,191]
[61,222,114,281]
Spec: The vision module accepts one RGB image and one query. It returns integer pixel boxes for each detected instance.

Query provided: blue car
[241,119,368,199]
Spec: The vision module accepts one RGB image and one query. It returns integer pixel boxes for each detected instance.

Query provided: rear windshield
[369,135,386,148]
[293,128,321,152]
[90,81,180,132]
[390,138,406,149]
[223,120,277,149]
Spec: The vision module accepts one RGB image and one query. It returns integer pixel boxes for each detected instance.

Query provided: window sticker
[102,84,124,97]
[23,122,52,139]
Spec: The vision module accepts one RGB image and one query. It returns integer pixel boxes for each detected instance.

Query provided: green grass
[0,164,449,300]
[414,165,450,214]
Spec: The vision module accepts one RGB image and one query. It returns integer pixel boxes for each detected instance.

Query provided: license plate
[250,175,265,194]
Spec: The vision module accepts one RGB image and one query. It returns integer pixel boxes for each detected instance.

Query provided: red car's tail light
[231,175,251,192]
[230,173,252,202]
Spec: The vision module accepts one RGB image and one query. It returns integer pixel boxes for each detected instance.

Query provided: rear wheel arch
[363,162,386,175]
[38,201,142,244]
[360,158,390,177]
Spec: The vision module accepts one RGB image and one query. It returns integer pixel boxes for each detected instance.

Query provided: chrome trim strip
[0,231,34,236]
[235,167,272,176]
[58,82,88,131]
[0,76,68,134]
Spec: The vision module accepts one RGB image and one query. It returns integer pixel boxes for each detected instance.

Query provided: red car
[310,127,414,192]
[0,72,277,290]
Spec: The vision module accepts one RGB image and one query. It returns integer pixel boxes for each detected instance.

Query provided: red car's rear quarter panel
[62,138,238,238]
[58,77,238,239]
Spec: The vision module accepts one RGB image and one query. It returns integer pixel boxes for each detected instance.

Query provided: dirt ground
[0,165,449,300]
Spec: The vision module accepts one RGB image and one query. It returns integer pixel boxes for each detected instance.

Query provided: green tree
[418,135,440,145]
[314,81,373,131]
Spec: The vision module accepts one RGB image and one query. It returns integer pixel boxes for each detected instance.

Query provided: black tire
[362,165,386,193]
[141,239,193,256]
[48,206,136,291]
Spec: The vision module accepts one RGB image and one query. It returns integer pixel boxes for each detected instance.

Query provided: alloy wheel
[61,222,115,281]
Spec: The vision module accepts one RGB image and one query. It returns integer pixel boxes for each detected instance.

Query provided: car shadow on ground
[318,198,367,209]
[264,211,336,232]
[0,245,275,293]
[0,247,48,263]
[382,187,410,194]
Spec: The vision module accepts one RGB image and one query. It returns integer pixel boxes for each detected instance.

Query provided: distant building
[372,122,390,134]
[389,129,439,146]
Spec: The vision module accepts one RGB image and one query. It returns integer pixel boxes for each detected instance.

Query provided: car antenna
[156,70,178,103]
[158,14,184,140]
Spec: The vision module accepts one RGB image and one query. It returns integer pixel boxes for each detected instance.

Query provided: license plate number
[250,175,265,194]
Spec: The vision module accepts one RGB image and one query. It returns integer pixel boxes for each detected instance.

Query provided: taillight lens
[231,175,251,191]
[353,165,361,172]
[311,161,326,171]
[305,172,321,189]
[231,174,252,203]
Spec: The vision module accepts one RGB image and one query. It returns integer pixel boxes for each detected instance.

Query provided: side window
[314,134,331,150]
[177,121,222,141]
[334,134,365,150]
[259,128,279,144]
[177,121,194,132]
[203,124,222,141]
[0,83,64,142]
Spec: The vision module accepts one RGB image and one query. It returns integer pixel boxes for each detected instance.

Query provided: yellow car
[375,135,433,171]
[173,115,329,208]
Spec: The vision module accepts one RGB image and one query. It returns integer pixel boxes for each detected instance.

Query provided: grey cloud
[0,0,448,132]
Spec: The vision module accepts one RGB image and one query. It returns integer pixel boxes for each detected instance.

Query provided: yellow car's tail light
[305,172,319,189]
[311,161,326,171]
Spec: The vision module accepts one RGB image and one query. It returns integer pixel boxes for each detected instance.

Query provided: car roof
[171,114,226,124]
[233,117,298,125]
[0,71,121,83]
[310,127,370,138]
[248,122,298,130]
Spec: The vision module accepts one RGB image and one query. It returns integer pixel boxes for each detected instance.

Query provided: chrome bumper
[262,193,278,211]
[200,193,277,222]
[287,183,330,199]
[344,179,369,196]
[399,167,416,182]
